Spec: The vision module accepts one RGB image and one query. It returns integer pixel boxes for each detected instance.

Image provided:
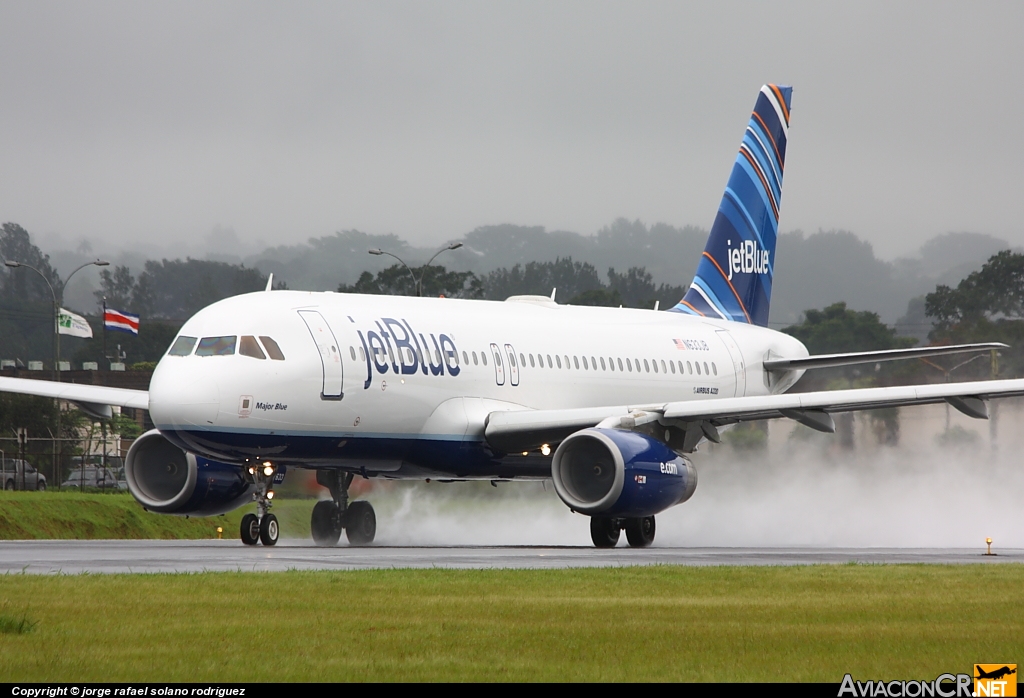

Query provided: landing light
[541,444,551,456]
[247,466,255,475]
[267,490,275,500]
[263,464,274,477]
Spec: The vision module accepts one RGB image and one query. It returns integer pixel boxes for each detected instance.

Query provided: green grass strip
[0,564,1021,682]
[0,491,314,540]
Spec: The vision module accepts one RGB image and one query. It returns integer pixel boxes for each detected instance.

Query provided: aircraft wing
[763,342,1006,372]
[484,378,1024,452]
[0,376,149,419]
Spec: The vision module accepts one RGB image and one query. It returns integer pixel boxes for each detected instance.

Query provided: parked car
[1,459,47,491]
[61,466,126,491]
[69,454,124,470]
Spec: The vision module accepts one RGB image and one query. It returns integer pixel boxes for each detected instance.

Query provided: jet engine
[551,428,697,518]
[125,429,254,516]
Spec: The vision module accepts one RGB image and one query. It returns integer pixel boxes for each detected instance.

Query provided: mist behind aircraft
[369,402,1024,549]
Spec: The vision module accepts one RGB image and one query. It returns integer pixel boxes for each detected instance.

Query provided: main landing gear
[590,515,656,548]
[310,470,376,547]
[241,462,280,546]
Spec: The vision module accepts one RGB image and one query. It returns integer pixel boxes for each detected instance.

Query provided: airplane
[975,666,1016,681]
[2,83,1021,548]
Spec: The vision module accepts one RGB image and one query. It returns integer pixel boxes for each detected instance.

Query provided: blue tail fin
[671,84,792,327]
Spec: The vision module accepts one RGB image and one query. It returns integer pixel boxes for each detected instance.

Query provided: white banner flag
[58,308,93,338]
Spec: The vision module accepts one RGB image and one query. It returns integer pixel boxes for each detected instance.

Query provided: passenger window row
[514,352,717,377]
[167,335,285,360]
[347,344,717,377]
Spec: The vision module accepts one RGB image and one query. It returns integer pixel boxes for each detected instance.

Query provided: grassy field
[0,490,317,540]
[0,564,1021,682]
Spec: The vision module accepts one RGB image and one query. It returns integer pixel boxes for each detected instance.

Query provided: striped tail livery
[672,84,792,327]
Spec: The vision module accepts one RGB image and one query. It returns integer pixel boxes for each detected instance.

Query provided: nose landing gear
[311,469,376,546]
[240,462,280,546]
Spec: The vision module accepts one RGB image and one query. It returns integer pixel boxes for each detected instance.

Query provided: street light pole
[418,243,464,297]
[368,242,463,297]
[4,259,109,381]
[367,249,418,294]
[5,258,108,492]
[5,261,59,379]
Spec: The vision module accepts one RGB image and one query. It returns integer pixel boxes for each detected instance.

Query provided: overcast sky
[1,1,1021,260]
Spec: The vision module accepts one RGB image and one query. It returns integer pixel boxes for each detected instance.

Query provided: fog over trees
[1,218,1018,367]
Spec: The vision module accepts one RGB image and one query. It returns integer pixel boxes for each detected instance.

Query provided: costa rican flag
[104,308,140,335]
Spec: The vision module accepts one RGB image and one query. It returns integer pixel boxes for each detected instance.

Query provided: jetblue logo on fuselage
[726,239,770,280]
[357,317,460,390]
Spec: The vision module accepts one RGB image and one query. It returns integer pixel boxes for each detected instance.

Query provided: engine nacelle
[551,428,697,518]
[125,429,254,516]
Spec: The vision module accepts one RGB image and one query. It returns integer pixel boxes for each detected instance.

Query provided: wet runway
[0,540,1020,574]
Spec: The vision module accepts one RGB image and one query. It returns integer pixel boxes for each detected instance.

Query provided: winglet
[265,273,274,292]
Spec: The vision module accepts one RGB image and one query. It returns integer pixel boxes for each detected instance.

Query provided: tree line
[3,218,1024,382]
[0,222,285,365]
[249,222,1015,329]
[338,258,688,310]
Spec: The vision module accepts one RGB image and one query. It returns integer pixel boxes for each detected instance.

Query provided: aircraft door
[489,342,505,386]
[298,309,344,400]
[504,344,519,386]
[716,329,746,397]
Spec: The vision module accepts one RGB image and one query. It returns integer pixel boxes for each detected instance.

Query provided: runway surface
[1,540,1021,574]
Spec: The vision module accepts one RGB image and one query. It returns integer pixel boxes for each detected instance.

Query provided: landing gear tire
[346,501,376,546]
[311,500,343,547]
[260,513,279,546]
[624,516,656,547]
[240,513,260,546]
[590,517,621,548]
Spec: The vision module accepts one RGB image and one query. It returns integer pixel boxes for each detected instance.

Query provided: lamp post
[5,258,108,491]
[5,261,57,379]
[368,242,463,297]
[4,259,109,381]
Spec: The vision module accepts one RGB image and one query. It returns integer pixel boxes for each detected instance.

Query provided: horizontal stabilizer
[763,343,1006,372]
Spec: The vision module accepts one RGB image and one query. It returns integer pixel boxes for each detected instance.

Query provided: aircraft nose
[148,360,220,428]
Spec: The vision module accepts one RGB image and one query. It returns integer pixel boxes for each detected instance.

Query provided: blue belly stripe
[159,428,552,479]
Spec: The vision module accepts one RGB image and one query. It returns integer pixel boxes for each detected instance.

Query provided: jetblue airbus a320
[2,85,1020,547]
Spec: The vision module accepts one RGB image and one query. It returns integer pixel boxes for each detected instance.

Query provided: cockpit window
[167,336,197,356]
[239,335,266,360]
[259,336,285,361]
[195,336,237,356]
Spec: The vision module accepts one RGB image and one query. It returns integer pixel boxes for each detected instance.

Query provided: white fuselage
[148,291,807,478]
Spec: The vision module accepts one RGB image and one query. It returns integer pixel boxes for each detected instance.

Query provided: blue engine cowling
[125,429,255,516]
[551,428,697,518]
